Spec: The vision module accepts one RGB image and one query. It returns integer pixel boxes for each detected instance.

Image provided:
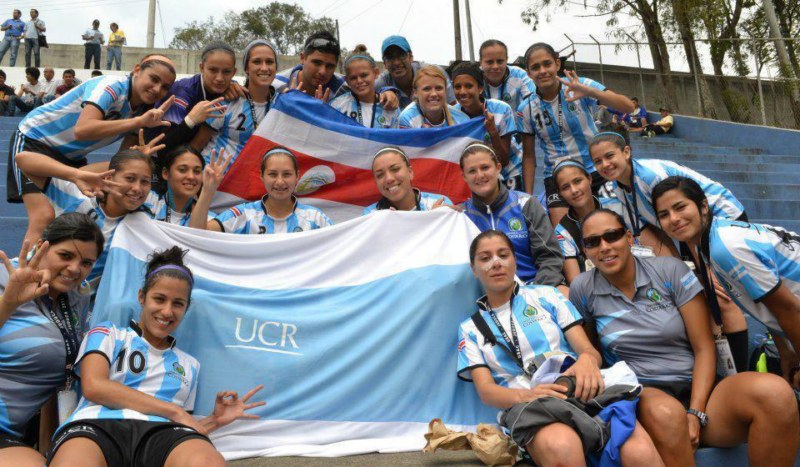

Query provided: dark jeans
[643,124,668,135]
[84,43,101,69]
[24,38,40,67]
[6,95,42,116]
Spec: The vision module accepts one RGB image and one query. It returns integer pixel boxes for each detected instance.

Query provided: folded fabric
[423,418,519,467]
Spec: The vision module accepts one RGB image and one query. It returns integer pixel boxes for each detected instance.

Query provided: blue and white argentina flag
[91,211,495,459]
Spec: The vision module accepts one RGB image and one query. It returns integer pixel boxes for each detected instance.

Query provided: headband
[552,159,589,179]
[147,264,193,286]
[243,39,279,72]
[463,142,496,156]
[592,131,627,145]
[262,147,297,163]
[372,147,409,163]
[450,63,484,86]
[345,54,375,67]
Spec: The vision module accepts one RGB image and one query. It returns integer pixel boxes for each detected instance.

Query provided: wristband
[184,115,196,129]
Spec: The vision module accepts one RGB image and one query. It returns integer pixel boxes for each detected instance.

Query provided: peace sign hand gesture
[129,129,166,157]
[202,148,233,194]
[558,70,599,103]
[0,240,51,315]
[212,384,266,428]
[138,95,175,128]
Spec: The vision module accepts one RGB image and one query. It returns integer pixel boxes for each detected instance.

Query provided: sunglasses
[582,228,627,249]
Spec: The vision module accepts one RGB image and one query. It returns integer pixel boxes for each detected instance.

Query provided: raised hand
[314,84,331,102]
[187,96,227,124]
[558,70,598,103]
[73,168,120,198]
[129,129,166,157]
[224,81,249,101]
[379,90,399,111]
[201,149,232,194]
[483,108,498,135]
[212,384,266,428]
[285,75,304,94]
[0,240,51,312]
[138,95,175,128]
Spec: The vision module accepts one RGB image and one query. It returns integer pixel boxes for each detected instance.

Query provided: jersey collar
[376,187,422,211]
[476,283,520,311]
[260,194,298,217]
[129,320,177,349]
[469,181,509,214]
[593,256,651,296]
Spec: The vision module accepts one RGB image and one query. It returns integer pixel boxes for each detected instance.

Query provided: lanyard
[42,294,79,375]
[487,308,525,372]
[248,96,270,133]
[554,92,566,139]
[484,80,506,104]
[695,250,723,325]
[620,165,643,239]
[355,96,377,128]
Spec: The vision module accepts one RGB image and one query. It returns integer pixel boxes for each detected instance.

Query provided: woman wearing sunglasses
[568,208,798,467]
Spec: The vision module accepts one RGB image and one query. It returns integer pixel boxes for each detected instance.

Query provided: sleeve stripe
[103,86,118,101]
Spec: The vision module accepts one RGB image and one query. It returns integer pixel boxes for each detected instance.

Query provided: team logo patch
[458,339,466,352]
[378,116,386,124]
[523,305,538,317]
[646,288,662,303]
[293,226,304,232]
[174,97,189,109]
[503,93,511,102]
[568,103,577,112]
[173,362,185,376]
[508,218,523,231]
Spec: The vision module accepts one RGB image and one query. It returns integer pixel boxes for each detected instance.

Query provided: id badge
[631,245,655,258]
[714,335,738,377]
[57,389,78,424]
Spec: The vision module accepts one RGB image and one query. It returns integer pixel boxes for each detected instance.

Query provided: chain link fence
[545,37,800,130]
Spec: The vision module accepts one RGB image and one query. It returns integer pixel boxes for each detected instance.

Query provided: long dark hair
[651,176,710,227]
[142,246,194,303]
[41,212,104,257]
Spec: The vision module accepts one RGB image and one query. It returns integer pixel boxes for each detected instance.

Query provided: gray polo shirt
[375,61,456,109]
[569,256,704,382]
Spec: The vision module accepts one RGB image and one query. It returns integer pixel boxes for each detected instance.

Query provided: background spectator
[7,66,42,116]
[623,96,648,132]
[45,68,76,103]
[82,19,104,69]
[39,66,57,101]
[643,107,674,137]
[107,22,125,70]
[0,69,15,115]
[0,9,24,66]
[91,69,102,77]
[23,8,45,67]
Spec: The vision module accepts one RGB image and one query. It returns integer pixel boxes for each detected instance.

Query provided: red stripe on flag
[219,136,471,206]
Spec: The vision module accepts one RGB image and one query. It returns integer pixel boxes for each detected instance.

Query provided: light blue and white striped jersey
[362,189,452,215]
[612,159,745,231]
[0,267,92,437]
[398,102,471,129]
[455,98,522,182]
[375,61,456,108]
[201,95,273,173]
[64,321,199,424]
[517,77,606,177]
[555,197,626,257]
[555,224,579,258]
[142,191,213,227]
[483,66,536,118]
[43,178,130,284]
[19,75,136,160]
[457,285,581,389]
[214,196,333,234]
[328,92,399,129]
[704,217,800,333]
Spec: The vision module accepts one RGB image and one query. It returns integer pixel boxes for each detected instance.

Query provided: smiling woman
[398,65,470,129]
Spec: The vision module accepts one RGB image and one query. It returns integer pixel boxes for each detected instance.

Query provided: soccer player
[451,61,522,189]
[398,66,470,129]
[47,246,265,467]
[478,39,536,114]
[363,147,451,214]
[7,57,176,243]
[0,213,102,467]
[517,42,634,224]
[377,35,456,109]
[571,208,798,467]
[329,45,399,129]
[191,147,332,234]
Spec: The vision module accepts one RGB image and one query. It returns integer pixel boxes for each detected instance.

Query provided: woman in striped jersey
[398,65,471,129]
[47,246,264,467]
[478,39,536,115]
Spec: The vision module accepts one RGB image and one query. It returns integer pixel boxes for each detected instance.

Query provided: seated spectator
[624,97,648,131]
[47,69,77,102]
[0,69,14,115]
[38,67,58,102]
[90,69,102,78]
[6,67,43,116]
[642,107,673,137]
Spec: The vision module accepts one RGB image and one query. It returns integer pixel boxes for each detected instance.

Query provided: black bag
[38,34,48,48]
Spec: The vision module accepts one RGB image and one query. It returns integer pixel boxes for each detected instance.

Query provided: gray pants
[107,46,122,70]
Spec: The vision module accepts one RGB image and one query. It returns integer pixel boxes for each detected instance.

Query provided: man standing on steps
[81,19,104,70]
[0,9,25,66]
[23,9,45,68]
[376,35,456,109]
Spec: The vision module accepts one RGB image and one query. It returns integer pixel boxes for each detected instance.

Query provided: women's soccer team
[1,30,799,467]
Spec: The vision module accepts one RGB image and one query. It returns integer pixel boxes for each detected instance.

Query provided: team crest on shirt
[173,362,185,376]
[646,288,662,303]
[458,338,466,352]
[645,288,671,312]
[378,116,386,124]
[508,218,523,231]
[293,226,304,232]
[168,362,190,385]
[503,93,511,102]
[523,305,538,317]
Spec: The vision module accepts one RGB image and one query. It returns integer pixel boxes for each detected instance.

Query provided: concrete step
[740,199,800,219]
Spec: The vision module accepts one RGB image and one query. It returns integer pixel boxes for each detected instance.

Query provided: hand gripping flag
[213,90,485,221]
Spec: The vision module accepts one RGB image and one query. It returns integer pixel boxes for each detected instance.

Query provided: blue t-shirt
[2,19,24,38]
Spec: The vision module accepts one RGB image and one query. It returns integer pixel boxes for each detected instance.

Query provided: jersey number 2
[235,113,247,132]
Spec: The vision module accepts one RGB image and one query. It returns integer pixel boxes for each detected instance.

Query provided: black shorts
[544,170,607,209]
[6,130,87,203]
[0,431,30,450]
[47,419,210,467]
[642,381,693,408]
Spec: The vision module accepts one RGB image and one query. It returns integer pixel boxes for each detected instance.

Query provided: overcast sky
[26,0,659,68]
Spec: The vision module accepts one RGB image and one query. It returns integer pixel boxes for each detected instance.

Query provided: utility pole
[763,0,800,103]
[336,19,343,73]
[465,0,475,61]
[147,0,156,48]
[453,0,462,61]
